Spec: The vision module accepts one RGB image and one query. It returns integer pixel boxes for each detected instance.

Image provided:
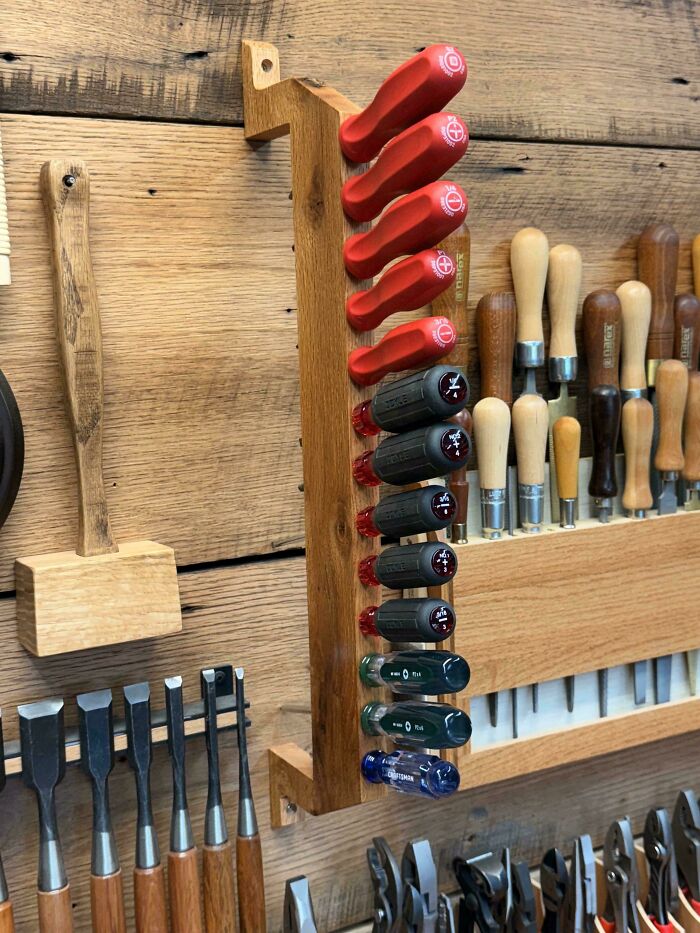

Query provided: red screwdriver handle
[344,180,468,280]
[347,249,456,332]
[339,45,467,164]
[348,316,456,386]
[341,112,469,222]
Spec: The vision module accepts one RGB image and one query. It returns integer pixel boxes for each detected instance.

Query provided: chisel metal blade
[565,675,575,713]
[548,385,577,522]
[633,661,647,706]
[657,476,679,514]
[687,650,699,696]
[487,693,498,728]
[654,656,672,704]
[598,669,608,718]
[512,687,519,740]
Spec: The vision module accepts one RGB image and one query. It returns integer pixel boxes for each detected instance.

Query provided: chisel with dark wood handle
[339,44,467,163]
[674,293,700,372]
[638,222,679,381]
[583,289,622,391]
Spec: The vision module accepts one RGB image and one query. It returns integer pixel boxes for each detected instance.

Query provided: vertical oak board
[242,42,385,819]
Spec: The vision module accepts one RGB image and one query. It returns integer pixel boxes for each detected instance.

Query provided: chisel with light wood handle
[512,394,548,535]
[0,125,9,286]
[473,397,511,541]
[339,45,467,163]
[433,224,471,373]
[674,293,700,372]
[622,398,654,520]
[617,281,651,402]
[342,112,469,222]
[684,373,700,694]
[511,227,549,396]
[655,359,688,515]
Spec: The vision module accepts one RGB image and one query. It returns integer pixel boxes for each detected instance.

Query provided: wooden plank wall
[0,2,698,930]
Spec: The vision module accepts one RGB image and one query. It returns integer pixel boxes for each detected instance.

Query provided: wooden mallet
[16,159,181,656]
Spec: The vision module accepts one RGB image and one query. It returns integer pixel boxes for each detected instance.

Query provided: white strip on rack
[0,124,10,285]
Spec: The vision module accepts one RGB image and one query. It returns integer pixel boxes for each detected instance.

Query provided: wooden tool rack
[242,41,700,829]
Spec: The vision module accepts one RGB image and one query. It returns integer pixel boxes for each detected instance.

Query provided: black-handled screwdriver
[353,423,470,487]
[359,597,456,643]
[355,485,456,538]
[352,365,469,436]
[358,541,457,589]
[360,649,470,695]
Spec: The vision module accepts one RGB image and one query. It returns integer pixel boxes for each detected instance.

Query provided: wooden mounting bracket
[242,40,388,826]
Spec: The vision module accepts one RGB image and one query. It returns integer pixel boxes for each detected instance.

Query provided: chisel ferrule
[627,508,647,519]
[205,802,228,847]
[621,387,646,403]
[450,521,467,544]
[136,824,160,870]
[92,829,120,878]
[0,855,7,903]
[646,359,663,388]
[516,341,545,369]
[548,356,577,383]
[517,483,544,533]
[559,498,576,529]
[39,837,68,893]
[594,497,613,523]
[170,808,194,854]
[479,488,505,540]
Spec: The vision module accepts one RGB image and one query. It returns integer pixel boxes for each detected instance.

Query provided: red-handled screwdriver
[339,45,467,164]
[348,316,456,386]
[344,180,468,280]
[347,249,456,332]
[341,112,469,222]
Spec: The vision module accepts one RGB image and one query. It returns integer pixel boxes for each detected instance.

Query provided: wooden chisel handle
[0,900,14,933]
[203,841,236,933]
[617,281,651,395]
[674,293,700,371]
[0,126,10,286]
[547,243,581,370]
[512,394,548,485]
[237,834,266,933]
[133,865,168,933]
[684,372,700,483]
[553,417,580,500]
[90,872,126,933]
[582,289,621,390]
[511,227,548,346]
[655,359,688,473]
[476,292,516,404]
[38,884,73,933]
[169,849,203,933]
[40,159,117,558]
[448,407,472,536]
[588,386,621,500]
[622,398,654,513]
[637,222,679,368]
[693,233,700,298]
[473,397,510,489]
[432,224,471,370]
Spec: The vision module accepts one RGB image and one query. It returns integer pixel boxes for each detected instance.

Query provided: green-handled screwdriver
[361,700,472,749]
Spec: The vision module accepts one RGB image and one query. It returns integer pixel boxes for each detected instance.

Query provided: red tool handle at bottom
[38,885,73,933]
[0,900,14,933]
[348,317,456,386]
[134,865,168,933]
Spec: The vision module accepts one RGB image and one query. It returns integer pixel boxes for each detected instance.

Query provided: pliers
[283,876,318,933]
[672,789,700,915]
[369,837,404,933]
[563,834,597,933]
[600,819,641,933]
[510,861,537,933]
[401,838,439,932]
[541,848,569,933]
[453,848,512,933]
[644,808,677,933]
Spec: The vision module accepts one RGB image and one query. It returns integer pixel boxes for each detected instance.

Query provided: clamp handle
[341,112,468,222]
[339,45,467,163]
[343,180,468,280]
[621,398,654,513]
[617,281,651,394]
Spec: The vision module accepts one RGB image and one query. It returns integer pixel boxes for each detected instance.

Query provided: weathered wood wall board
[0,0,698,929]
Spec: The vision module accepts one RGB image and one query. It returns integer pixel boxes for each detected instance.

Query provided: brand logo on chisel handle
[680,326,692,366]
[602,323,616,368]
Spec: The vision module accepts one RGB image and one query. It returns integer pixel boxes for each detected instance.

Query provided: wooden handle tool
[476,292,516,404]
[553,416,580,529]
[637,222,679,381]
[582,289,622,391]
[621,398,654,517]
[546,244,581,521]
[693,233,700,299]
[0,126,9,286]
[38,886,73,933]
[432,224,471,371]
[617,281,651,400]
[674,293,700,371]
[169,850,203,933]
[512,394,548,534]
[473,397,511,539]
[204,841,236,933]
[588,385,621,523]
[447,407,472,544]
[655,359,688,514]
[511,227,549,393]
[134,866,168,933]
[0,900,14,933]
[683,371,700,510]
[90,873,126,933]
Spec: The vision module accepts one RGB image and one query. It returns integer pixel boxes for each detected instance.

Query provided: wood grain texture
[475,292,516,405]
[0,1,698,149]
[203,841,236,933]
[0,126,9,285]
[37,885,73,933]
[133,865,168,933]
[622,399,654,513]
[0,117,698,591]
[655,359,688,472]
[618,281,652,394]
[236,834,266,933]
[638,223,679,366]
[168,849,203,933]
[0,901,14,933]
[582,289,622,390]
[0,556,696,932]
[90,871,126,933]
